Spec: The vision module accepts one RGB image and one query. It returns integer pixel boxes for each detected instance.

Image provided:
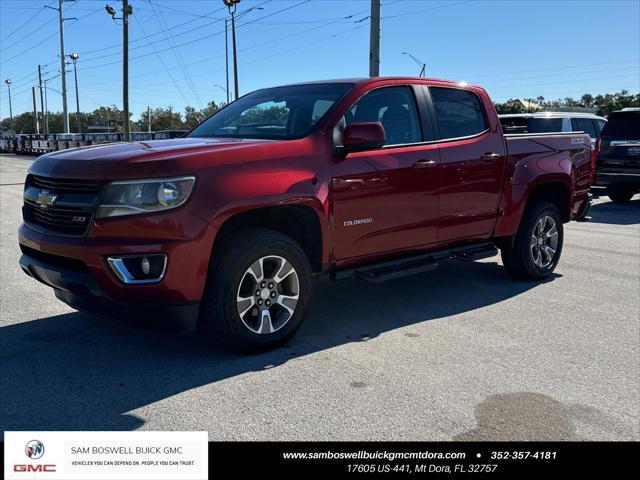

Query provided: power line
[132,14,192,107]
[0,1,53,44]
[0,7,104,66]
[149,0,203,108]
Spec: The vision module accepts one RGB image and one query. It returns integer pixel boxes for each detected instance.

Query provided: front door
[331,85,441,261]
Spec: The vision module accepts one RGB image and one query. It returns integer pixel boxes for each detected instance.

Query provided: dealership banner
[3,438,637,478]
[3,431,207,480]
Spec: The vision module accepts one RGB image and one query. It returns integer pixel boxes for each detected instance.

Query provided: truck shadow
[0,259,556,433]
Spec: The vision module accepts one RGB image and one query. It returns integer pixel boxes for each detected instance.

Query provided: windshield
[188,83,353,140]
[601,112,640,137]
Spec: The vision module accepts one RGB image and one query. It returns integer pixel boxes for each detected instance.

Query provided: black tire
[199,228,312,353]
[607,186,634,203]
[501,201,564,280]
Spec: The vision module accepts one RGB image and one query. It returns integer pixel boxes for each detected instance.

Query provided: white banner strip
[4,431,208,480]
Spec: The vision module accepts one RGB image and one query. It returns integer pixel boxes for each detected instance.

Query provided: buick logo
[25,440,45,459]
[36,189,58,208]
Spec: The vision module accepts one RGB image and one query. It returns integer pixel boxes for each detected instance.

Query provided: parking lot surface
[1,153,638,440]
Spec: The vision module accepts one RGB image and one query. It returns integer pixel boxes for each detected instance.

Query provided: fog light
[107,253,167,284]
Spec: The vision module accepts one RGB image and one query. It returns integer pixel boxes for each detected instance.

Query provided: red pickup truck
[19,77,592,352]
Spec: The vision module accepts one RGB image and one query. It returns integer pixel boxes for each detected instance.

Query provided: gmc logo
[13,464,57,472]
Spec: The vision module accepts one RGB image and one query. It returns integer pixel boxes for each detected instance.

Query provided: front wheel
[501,201,564,280]
[200,229,312,353]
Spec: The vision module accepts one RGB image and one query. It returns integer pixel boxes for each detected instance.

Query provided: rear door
[570,117,598,142]
[331,85,441,261]
[598,111,640,174]
[428,86,507,243]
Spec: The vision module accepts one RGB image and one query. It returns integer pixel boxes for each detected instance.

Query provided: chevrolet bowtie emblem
[36,189,58,208]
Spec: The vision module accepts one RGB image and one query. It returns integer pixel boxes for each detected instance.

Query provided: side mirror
[338,122,386,154]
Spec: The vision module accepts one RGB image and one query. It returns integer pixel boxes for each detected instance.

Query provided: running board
[332,242,497,283]
[452,245,498,262]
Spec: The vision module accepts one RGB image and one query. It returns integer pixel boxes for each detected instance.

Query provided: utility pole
[224,0,240,100]
[122,0,132,141]
[69,53,81,132]
[38,65,45,133]
[56,0,70,132]
[369,0,381,77]
[147,106,151,133]
[32,87,40,133]
[4,79,13,134]
[224,18,230,104]
[169,106,173,129]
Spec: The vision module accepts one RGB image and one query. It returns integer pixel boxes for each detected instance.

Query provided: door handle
[481,152,502,163]
[413,159,437,170]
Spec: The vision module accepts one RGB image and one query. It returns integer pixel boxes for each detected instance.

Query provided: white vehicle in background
[499,112,607,143]
[499,112,607,220]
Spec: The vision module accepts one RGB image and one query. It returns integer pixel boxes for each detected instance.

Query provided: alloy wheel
[236,255,300,334]
[529,215,559,269]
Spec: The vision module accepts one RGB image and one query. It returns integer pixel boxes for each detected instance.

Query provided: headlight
[96,176,195,219]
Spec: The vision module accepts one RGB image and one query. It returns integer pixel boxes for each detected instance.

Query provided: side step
[332,241,498,283]
[355,258,439,283]
[452,245,498,262]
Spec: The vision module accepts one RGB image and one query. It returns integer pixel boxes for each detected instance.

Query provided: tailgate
[598,138,640,173]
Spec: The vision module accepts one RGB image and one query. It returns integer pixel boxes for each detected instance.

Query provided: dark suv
[596,108,640,202]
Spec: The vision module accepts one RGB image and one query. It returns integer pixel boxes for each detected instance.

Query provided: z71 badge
[570,137,586,144]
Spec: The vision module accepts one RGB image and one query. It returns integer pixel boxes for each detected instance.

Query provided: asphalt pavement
[1,153,638,441]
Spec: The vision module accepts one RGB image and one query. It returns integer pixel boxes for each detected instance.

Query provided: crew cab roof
[269,77,480,90]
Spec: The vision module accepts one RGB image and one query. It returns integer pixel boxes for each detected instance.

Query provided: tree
[138,107,182,131]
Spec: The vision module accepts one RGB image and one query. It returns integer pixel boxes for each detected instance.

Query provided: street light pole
[402,52,427,77]
[122,0,132,141]
[38,65,45,133]
[4,79,13,134]
[69,53,81,133]
[44,80,49,134]
[224,0,240,100]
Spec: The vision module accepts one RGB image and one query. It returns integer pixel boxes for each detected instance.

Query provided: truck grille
[28,175,103,194]
[23,175,104,236]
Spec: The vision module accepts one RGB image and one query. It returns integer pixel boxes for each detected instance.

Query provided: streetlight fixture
[402,52,427,77]
[4,79,13,134]
[68,52,81,132]
[213,84,228,103]
[223,0,241,100]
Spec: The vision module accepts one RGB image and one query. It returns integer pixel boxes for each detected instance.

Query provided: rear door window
[430,87,488,139]
[570,118,597,138]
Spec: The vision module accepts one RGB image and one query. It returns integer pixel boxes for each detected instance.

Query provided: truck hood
[29,137,279,179]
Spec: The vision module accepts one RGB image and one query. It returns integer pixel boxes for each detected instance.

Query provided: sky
[1,0,639,122]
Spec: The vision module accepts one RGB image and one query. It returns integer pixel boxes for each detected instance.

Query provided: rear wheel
[501,201,563,280]
[607,186,634,203]
[200,229,312,353]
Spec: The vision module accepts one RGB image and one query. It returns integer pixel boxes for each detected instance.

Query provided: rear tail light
[589,137,600,184]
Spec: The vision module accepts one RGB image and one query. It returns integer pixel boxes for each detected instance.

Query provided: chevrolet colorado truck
[19,77,593,352]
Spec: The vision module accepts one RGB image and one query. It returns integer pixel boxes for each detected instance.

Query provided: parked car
[594,108,640,202]
[19,77,592,352]
[499,112,606,142]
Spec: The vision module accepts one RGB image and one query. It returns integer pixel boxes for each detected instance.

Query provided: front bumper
[19,251,200,332]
